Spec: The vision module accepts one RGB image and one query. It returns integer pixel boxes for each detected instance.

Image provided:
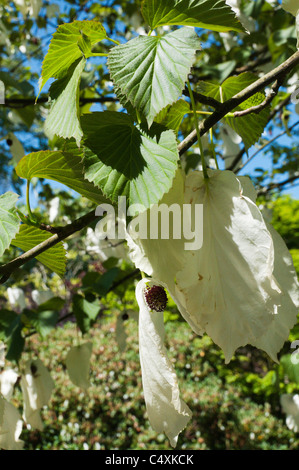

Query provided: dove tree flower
[125,166,299,445]
[280,394,299,432]
[175,169,299,362]
[0,396,24,450]
[7,286,26,311]
[0,368,19,400]
[31,289,54,306]
[238,176,299,361]
[86,212,128,263]
[128,169,299,363]
[136,278,192,447]
[126,169,204,337]
[0,342,5,368]
[20,359,54,430]
[225,0,256,32]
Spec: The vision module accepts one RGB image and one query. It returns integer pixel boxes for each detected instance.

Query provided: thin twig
[235,119,299,173]
[2,96,118,109]
[257,174,299,195]
[178,50,299,157]
[227,94,293,172]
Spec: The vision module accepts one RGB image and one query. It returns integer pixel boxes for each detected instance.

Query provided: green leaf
[280,354,299,384]
[197,72,271,149]
[81,111,179,213]
[77,32,93,58]
[141,0,245,32]
[5,315,24,363]
[16,147,109,205]
[0,310,18,341]
[11,225,67,278]
[82,267,120,295]
[155,99,190,133]
[39,20,107,94]
[73,294,101,335]
[37,297,65,313]
[108,27,201,126]
[44,57,86,146]
[23,309,59,338]
[0,192,20,257]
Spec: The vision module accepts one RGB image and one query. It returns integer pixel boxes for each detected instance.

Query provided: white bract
[31,289,54,306]
[136,278,192,447]
[0,396,24,450]
[126,169,204,336]
[282,0,299,48]
[20,359,54,430]
[0,368,19,400]
[0,342,5,368]
[219,124,242,169]
[86,212,128,262]
[49,196,60,223]
[280,394,299,432]
[225,0,256,32]
[7,286,26,311]
[127,167,299,443]
[128,169,299,363]
[239,178,299,360]
[13,0,42,18]
[65,342,92,390]
[6,133,25,165]
[0,19,9,46]
[175,170,298,362]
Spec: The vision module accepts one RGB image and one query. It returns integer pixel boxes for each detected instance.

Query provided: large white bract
[136,278,192,448]
[20,358,54,430]
[280,394,299,432]
[128,169,299,361]
[0,396,24,450]
[129,168,299,445]
[175,170,299,362]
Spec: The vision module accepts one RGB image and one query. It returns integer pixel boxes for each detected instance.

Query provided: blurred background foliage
[0,0,299,450]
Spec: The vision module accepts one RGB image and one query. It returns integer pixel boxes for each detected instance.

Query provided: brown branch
[178,50,299,157]
[0,210,100,284]
[1,96,118,109]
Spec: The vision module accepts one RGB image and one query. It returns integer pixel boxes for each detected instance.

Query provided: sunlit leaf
[197,72,270,149]
[141,0,245,32]
[44,57,86,146]
[108,27,201,126]
[0,192,20,257]
[11,225,66,278]
[81,111,179,213]
[16,147,109,205]
[39,20,107,93]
